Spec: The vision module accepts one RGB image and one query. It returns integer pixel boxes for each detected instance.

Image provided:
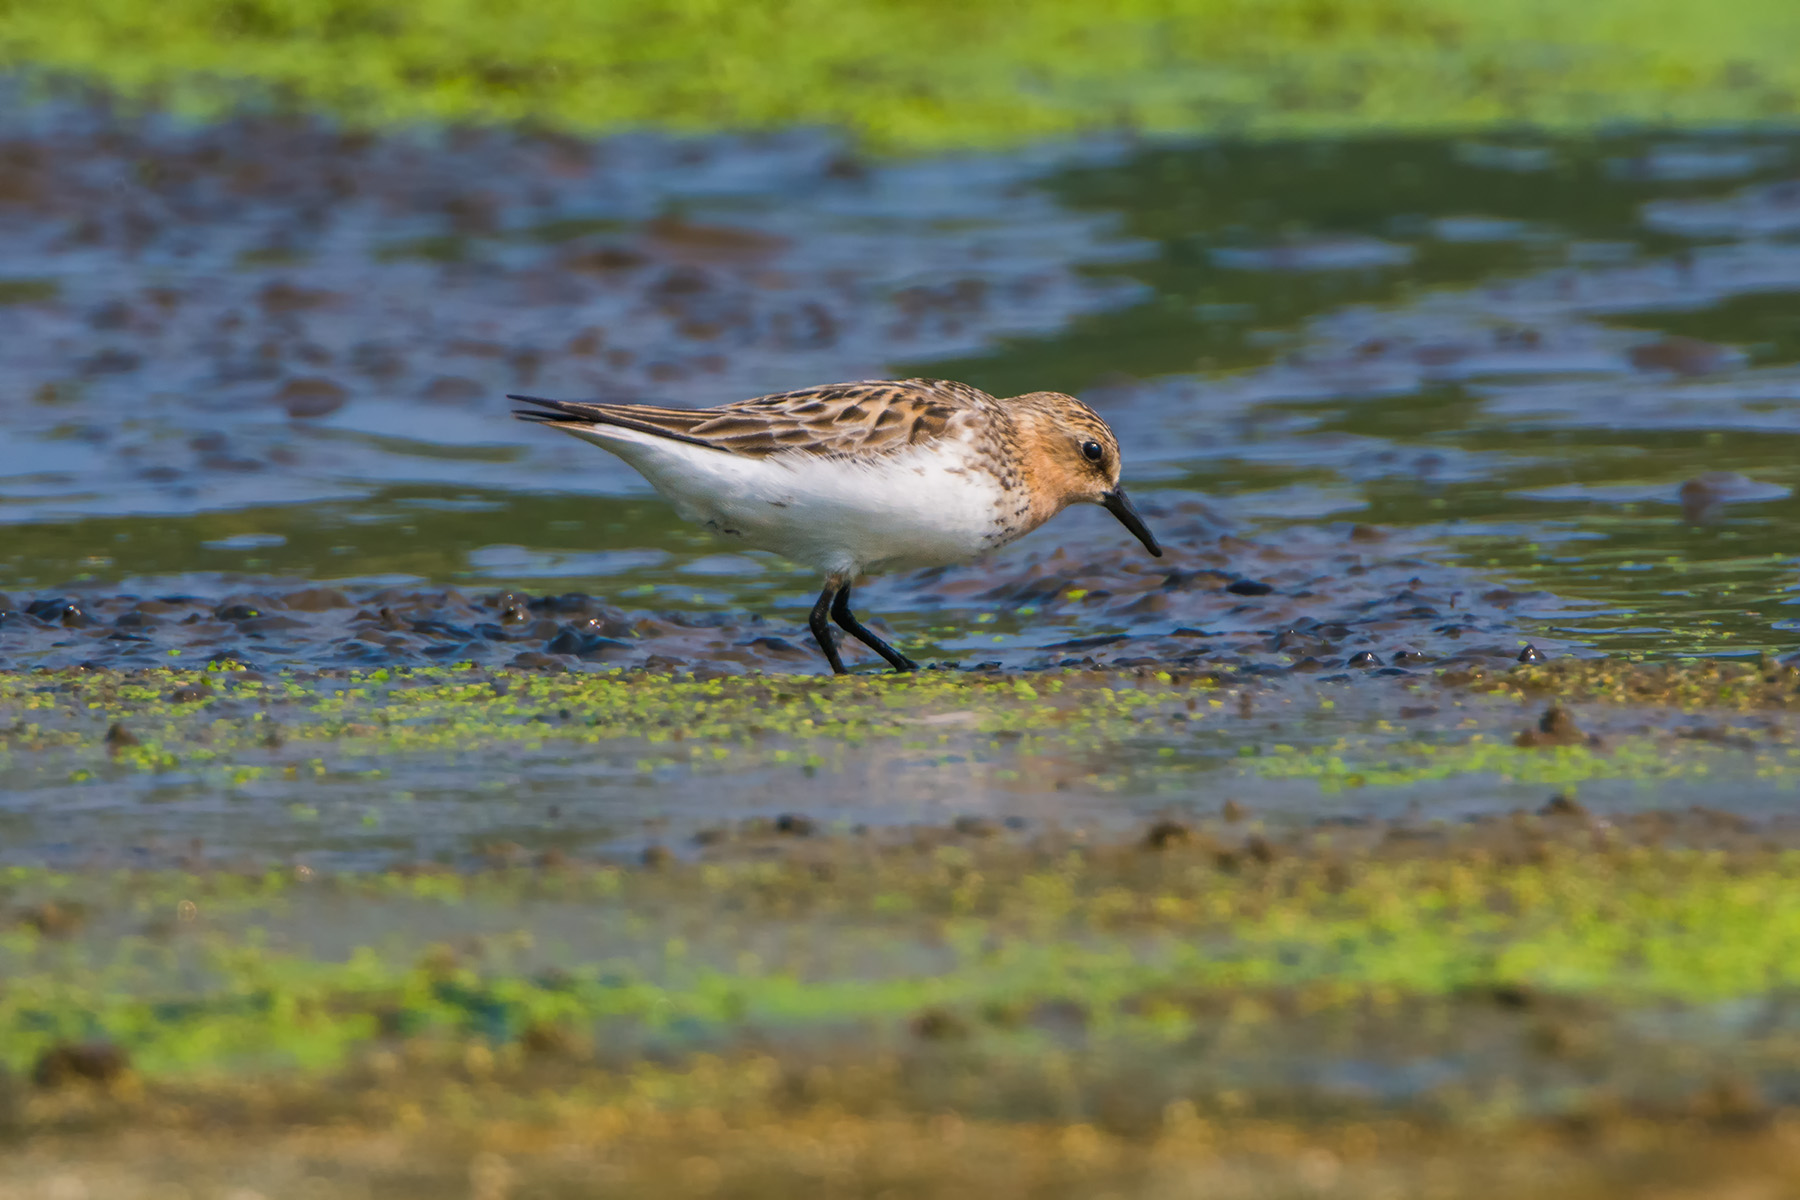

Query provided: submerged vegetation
[3,0,1798,146]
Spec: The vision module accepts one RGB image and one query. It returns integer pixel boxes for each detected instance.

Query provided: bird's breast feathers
[586,427,1012,574]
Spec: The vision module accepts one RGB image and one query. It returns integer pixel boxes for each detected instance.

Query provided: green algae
[9,663,1799,807]
[1244,734,1775,790]
[1455,657,1800,710]
[0,278,58,305]
[9,664,1800,1102]
[5,0,1800,149]
[7,822,1800,1081]
[0,664,1206,785]
[8,669,1800,1194]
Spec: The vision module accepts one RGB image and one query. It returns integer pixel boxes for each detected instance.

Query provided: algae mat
[5,0,1800,146]
[9,661,1800,1197]
[7,658,1800,866]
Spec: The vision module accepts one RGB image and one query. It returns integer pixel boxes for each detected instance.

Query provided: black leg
[809,582,848,675]
[831,583,918,673]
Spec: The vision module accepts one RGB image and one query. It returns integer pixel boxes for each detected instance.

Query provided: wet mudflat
[5,661,1800,870]
[9,97,1800,1195]
[8,662,1800,1195]
[9,773,1800,1197]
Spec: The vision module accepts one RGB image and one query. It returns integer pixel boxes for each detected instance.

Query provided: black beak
[1101,488,1162,558]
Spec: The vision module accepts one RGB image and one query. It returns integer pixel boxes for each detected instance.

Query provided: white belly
[563,426,1009,577]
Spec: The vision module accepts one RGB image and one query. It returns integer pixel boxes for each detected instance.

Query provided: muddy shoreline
[9,97,1800,1196]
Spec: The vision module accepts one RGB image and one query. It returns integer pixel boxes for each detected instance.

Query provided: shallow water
[5,109,1800,667]
[9,103,1800,869]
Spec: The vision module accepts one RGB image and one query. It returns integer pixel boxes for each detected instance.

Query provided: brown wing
[510,378,992,459]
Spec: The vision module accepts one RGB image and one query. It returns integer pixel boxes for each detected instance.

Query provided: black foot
[809,582,848,675]
[831,583,918,673]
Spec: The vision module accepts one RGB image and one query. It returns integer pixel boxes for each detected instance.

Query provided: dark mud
[0,527,1554,674]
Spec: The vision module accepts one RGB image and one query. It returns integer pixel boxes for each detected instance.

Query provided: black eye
[1081,440,1104,463]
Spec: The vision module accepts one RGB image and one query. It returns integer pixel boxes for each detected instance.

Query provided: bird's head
[1010,391,1162,558]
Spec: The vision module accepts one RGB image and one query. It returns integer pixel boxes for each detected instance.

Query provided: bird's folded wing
[511,379,987,459]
